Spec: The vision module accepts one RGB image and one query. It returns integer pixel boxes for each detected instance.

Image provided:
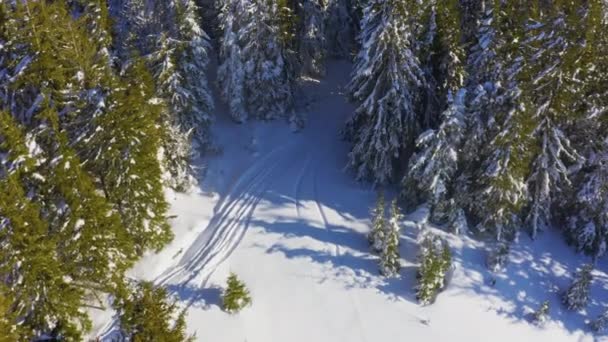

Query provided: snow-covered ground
[92,61,608,342]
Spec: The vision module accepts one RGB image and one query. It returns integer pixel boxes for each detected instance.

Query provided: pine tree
[416,232,452,305]
[223,273,252,314]
[115,281,193,342]
[562,264,593,311]
[217,0,249,122]
[0,112,89,340]
[175,0,215,148]
[379,199,402,277]
[218,0,295,123]
[591,309,608,333]
[297,0,327,77]
[520,3,586,239]
[86,58,173,256]
[324,0,356,57]
[368,191,386,253]
[532,300,550,326]
[151,32,196,191]
[486,241,510,272]
[0,288,19,342]
[464,3,531,242]
[402,88,467,223]
[564,0,608,259]
[417,0,466,123]
[345,0,426,184]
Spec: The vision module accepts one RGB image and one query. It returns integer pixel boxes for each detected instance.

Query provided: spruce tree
[223,273,252,314]
[368,191,386,253]
[403,89,467,223]
[379,199,402,277]
[324,0,356,57]
[564,0,608,258]
[0,288,19,342]
[532,300,550,326]
[591,310,608,333]
[416,232,452,305]
[562,264,593,311]
[218,0,295,123]
[486,241,510,272]
[115,281,193,342]
[520,3,586,239]
[345,0,426,184]
[297,0,327,77]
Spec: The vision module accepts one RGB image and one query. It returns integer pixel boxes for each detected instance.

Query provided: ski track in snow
[293,154,312,218]
[156,143,297,288]
[313,168,341,257]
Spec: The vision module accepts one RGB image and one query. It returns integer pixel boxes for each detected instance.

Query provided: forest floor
[92,60,608,342]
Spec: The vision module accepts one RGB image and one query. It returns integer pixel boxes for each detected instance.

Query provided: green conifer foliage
[116,281,193,342]
[368,192,386,253]
[380,199,402,277]
[223,273,252,314]
[416,232,452,305]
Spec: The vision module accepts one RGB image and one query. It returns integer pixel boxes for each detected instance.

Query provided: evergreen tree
[532,300,550,326]
[379,199,402,277]
[417,0,466,123]
[520,3,586,239]
[486,241,510,272]
[464,2,530,242]
[0,112,89,340]
[217,0,250,122]
[223,273,252,314]
[297,0,327,77]
[324,0,356,57]
[345,0,426,184]
[564,0,608,258]
[0,288,19,342]
[562,264,593,311]
[218,0,295,123]
[115,281,193,342]
[175,0,215,147]
[591,309,608,333]
[402,89,467,223]
[416,232,452,305]
[86,58,173,256]
[368,191,386,253]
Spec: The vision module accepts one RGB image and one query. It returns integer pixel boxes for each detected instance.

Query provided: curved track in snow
[155,143,297,288]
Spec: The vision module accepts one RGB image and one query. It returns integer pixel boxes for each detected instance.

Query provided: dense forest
[0,0,607,340]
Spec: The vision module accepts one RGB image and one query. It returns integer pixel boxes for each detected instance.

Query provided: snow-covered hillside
[93,61,608,342]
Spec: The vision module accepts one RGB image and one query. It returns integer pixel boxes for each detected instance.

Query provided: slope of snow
[92,61,608,342]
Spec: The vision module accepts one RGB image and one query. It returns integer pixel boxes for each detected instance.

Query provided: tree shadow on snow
[167,283,223,310]
[448,230,608,336]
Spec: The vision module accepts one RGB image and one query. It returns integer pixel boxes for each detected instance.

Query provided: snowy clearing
[92,61,608,342]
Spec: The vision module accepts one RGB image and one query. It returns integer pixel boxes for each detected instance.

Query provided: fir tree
[416,232,452,305]
[217,0,250,122]
[368,191,386,253]
[218,0,295,123]
[115,281,193,342]
[403,89,467,223]
[591,309,608,333]
[532,300,550,326]
[324,0,356,57]
[345,0,426,184]
[0,288,19,342]
[296,0,327,77]
[562,264,593,311]
[85,58,173,257]
[223,273,252,314]
[379,199,402,277]
[486,241,510,272]
[564,0,608,258]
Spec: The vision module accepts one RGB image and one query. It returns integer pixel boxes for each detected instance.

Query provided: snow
[91,61,608,342]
